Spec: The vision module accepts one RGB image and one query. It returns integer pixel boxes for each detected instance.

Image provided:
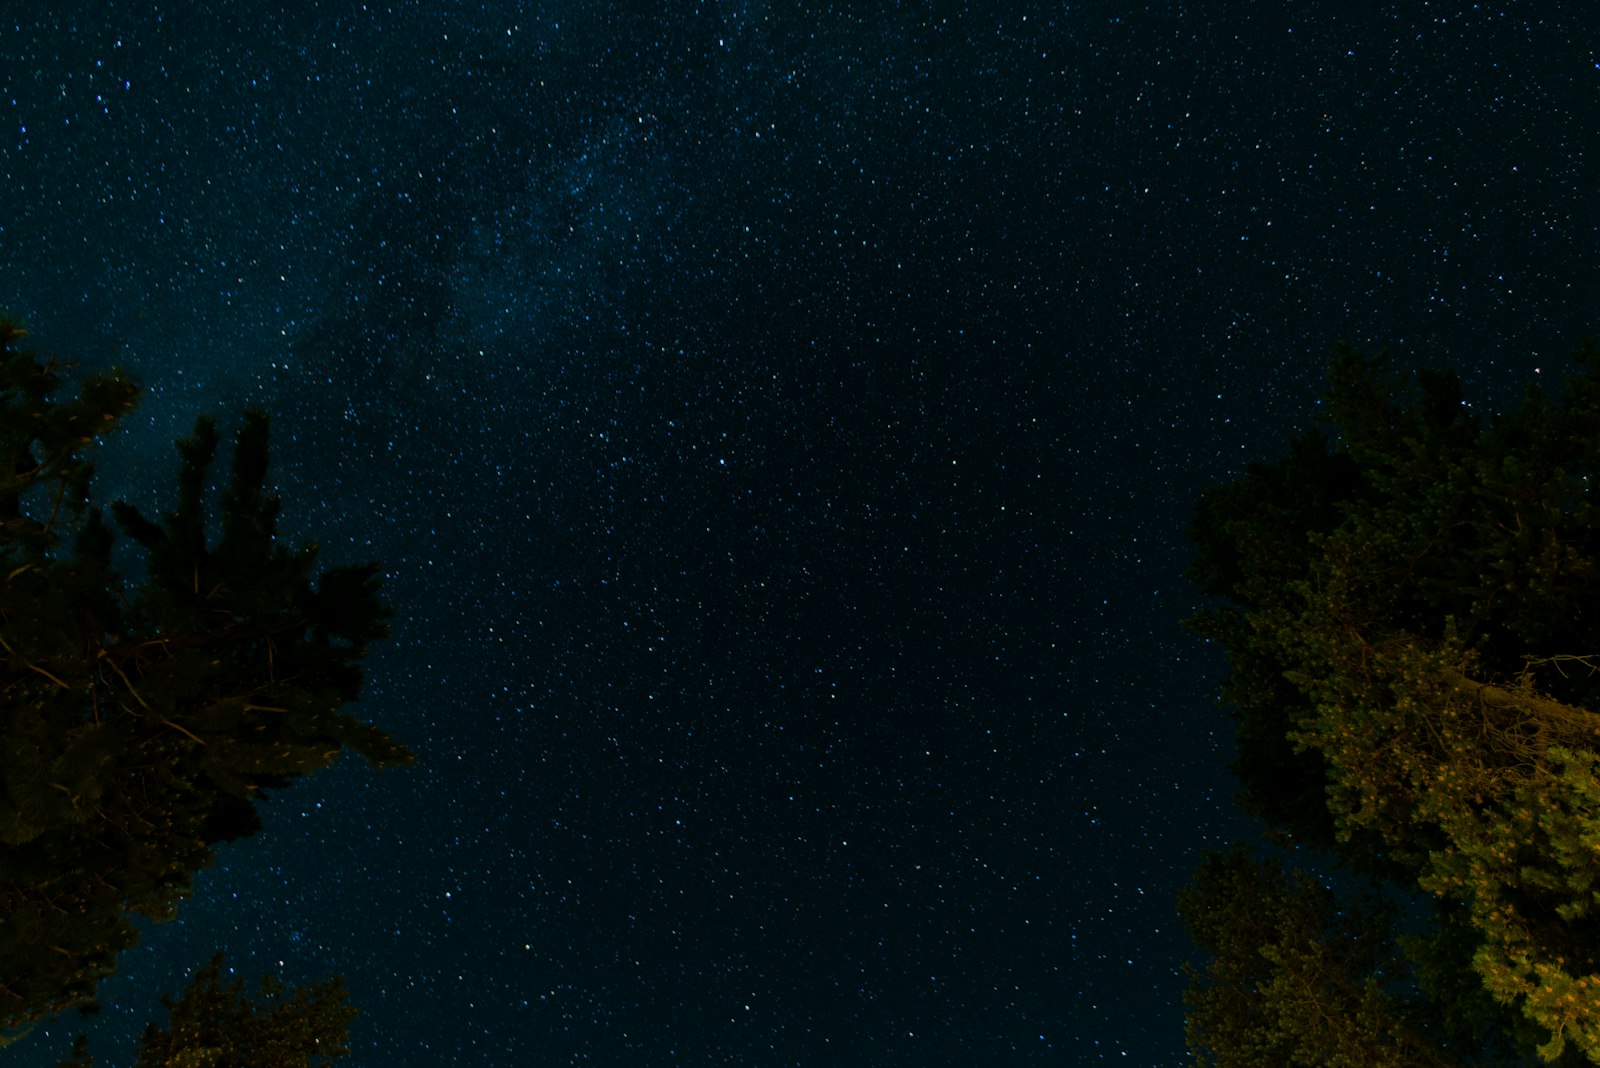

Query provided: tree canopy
[0,319,411,1049]
[52,953,356,1068]
[1184,341,1600,1065]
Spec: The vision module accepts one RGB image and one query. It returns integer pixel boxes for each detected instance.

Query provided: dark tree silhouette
[52,954,356,1068]
[0,319,411,1040]
[132,954,357,1068]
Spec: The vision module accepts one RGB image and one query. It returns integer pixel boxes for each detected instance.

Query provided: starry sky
[3,3,1599,1065]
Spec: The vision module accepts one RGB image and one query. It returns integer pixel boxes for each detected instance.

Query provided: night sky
[3,3,1599,1065]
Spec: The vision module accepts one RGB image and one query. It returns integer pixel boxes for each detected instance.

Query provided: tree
[132,954,356,1068]
[52,954,356,1068]
[1184,341,1600,1065]
[1179,847,1456,1068]
[0,319,411,1036]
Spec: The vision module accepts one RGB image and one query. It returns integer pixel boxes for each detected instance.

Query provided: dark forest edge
[0,318,412,1064]
[1182,338,1600,1066]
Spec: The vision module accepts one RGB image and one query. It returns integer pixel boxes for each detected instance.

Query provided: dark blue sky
[3,3,1598,1064]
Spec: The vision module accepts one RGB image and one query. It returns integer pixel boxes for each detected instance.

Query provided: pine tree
[1180,848,1456,1068]
[50,955,357,1068]
[133,954,357,1068]
[1184,340,1600,1064]
[0,319,411,1035]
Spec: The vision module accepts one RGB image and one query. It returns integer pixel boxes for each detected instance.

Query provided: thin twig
[160,718,206,745]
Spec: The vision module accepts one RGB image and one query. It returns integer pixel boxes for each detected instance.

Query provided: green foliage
[55,1035,92,1067]
[1421,747,1600,1062]
[1180,847,1454,1068]
[0,320,412,1032]
[132,954,356,1068]
[52,955,357,1068]
[1183,339,1600,1065]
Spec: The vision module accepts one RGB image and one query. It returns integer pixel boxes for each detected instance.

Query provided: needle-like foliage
[0,320,411,1036]
[1185,340,1600,1065]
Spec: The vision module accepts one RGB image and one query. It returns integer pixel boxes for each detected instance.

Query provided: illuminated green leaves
[1184,340,1600,1064]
